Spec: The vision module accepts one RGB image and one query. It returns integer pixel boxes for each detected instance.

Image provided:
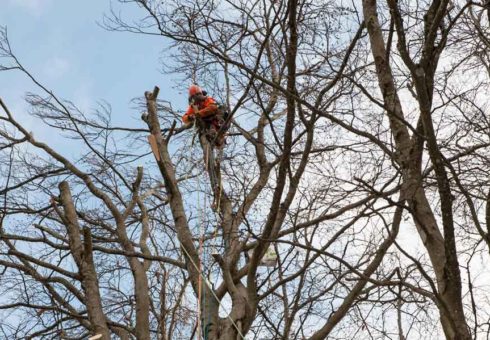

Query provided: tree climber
[182,84,228,148]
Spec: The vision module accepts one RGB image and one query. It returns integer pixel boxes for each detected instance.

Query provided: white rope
[184,142,244,339]
[197,168,203,340]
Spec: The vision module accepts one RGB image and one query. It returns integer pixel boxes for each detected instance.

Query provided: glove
[182,114,195,125]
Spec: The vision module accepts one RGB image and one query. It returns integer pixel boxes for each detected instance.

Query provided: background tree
[1,0,490,339]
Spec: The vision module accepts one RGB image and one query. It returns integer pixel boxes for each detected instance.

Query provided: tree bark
[362,1,471,338]
[58,181,111,340]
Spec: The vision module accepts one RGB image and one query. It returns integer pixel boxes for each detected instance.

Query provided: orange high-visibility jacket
[182,96,219,124]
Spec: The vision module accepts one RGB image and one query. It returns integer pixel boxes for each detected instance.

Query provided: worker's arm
[197,104,218,118]
[197,98,218,118]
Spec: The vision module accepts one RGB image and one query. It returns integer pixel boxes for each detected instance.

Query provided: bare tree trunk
[362,1,471,338]
[132,261,151,339]
[58,181,111,340]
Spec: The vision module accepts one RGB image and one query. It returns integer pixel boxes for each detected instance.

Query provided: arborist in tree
[182,84,229,148]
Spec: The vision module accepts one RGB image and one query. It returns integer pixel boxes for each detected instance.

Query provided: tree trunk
[362,1,471,338]
[58,181,111,340]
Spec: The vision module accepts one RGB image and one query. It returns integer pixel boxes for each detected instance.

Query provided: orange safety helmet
[188,84,202,97]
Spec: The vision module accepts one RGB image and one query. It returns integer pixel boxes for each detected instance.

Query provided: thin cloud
[43,56,70,79]
[8,0,52,15]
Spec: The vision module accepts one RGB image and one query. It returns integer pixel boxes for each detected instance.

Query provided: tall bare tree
[2,0,490,339]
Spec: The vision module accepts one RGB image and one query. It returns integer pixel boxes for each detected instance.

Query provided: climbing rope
[187,124,244,339]
[197,174,204,340]
[209,181,223,259]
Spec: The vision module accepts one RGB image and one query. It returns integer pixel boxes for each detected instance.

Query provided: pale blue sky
[0,0,184,138]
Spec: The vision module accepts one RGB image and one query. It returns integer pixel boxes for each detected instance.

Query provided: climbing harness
[189,95,230,150]
[189,104,225,210]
